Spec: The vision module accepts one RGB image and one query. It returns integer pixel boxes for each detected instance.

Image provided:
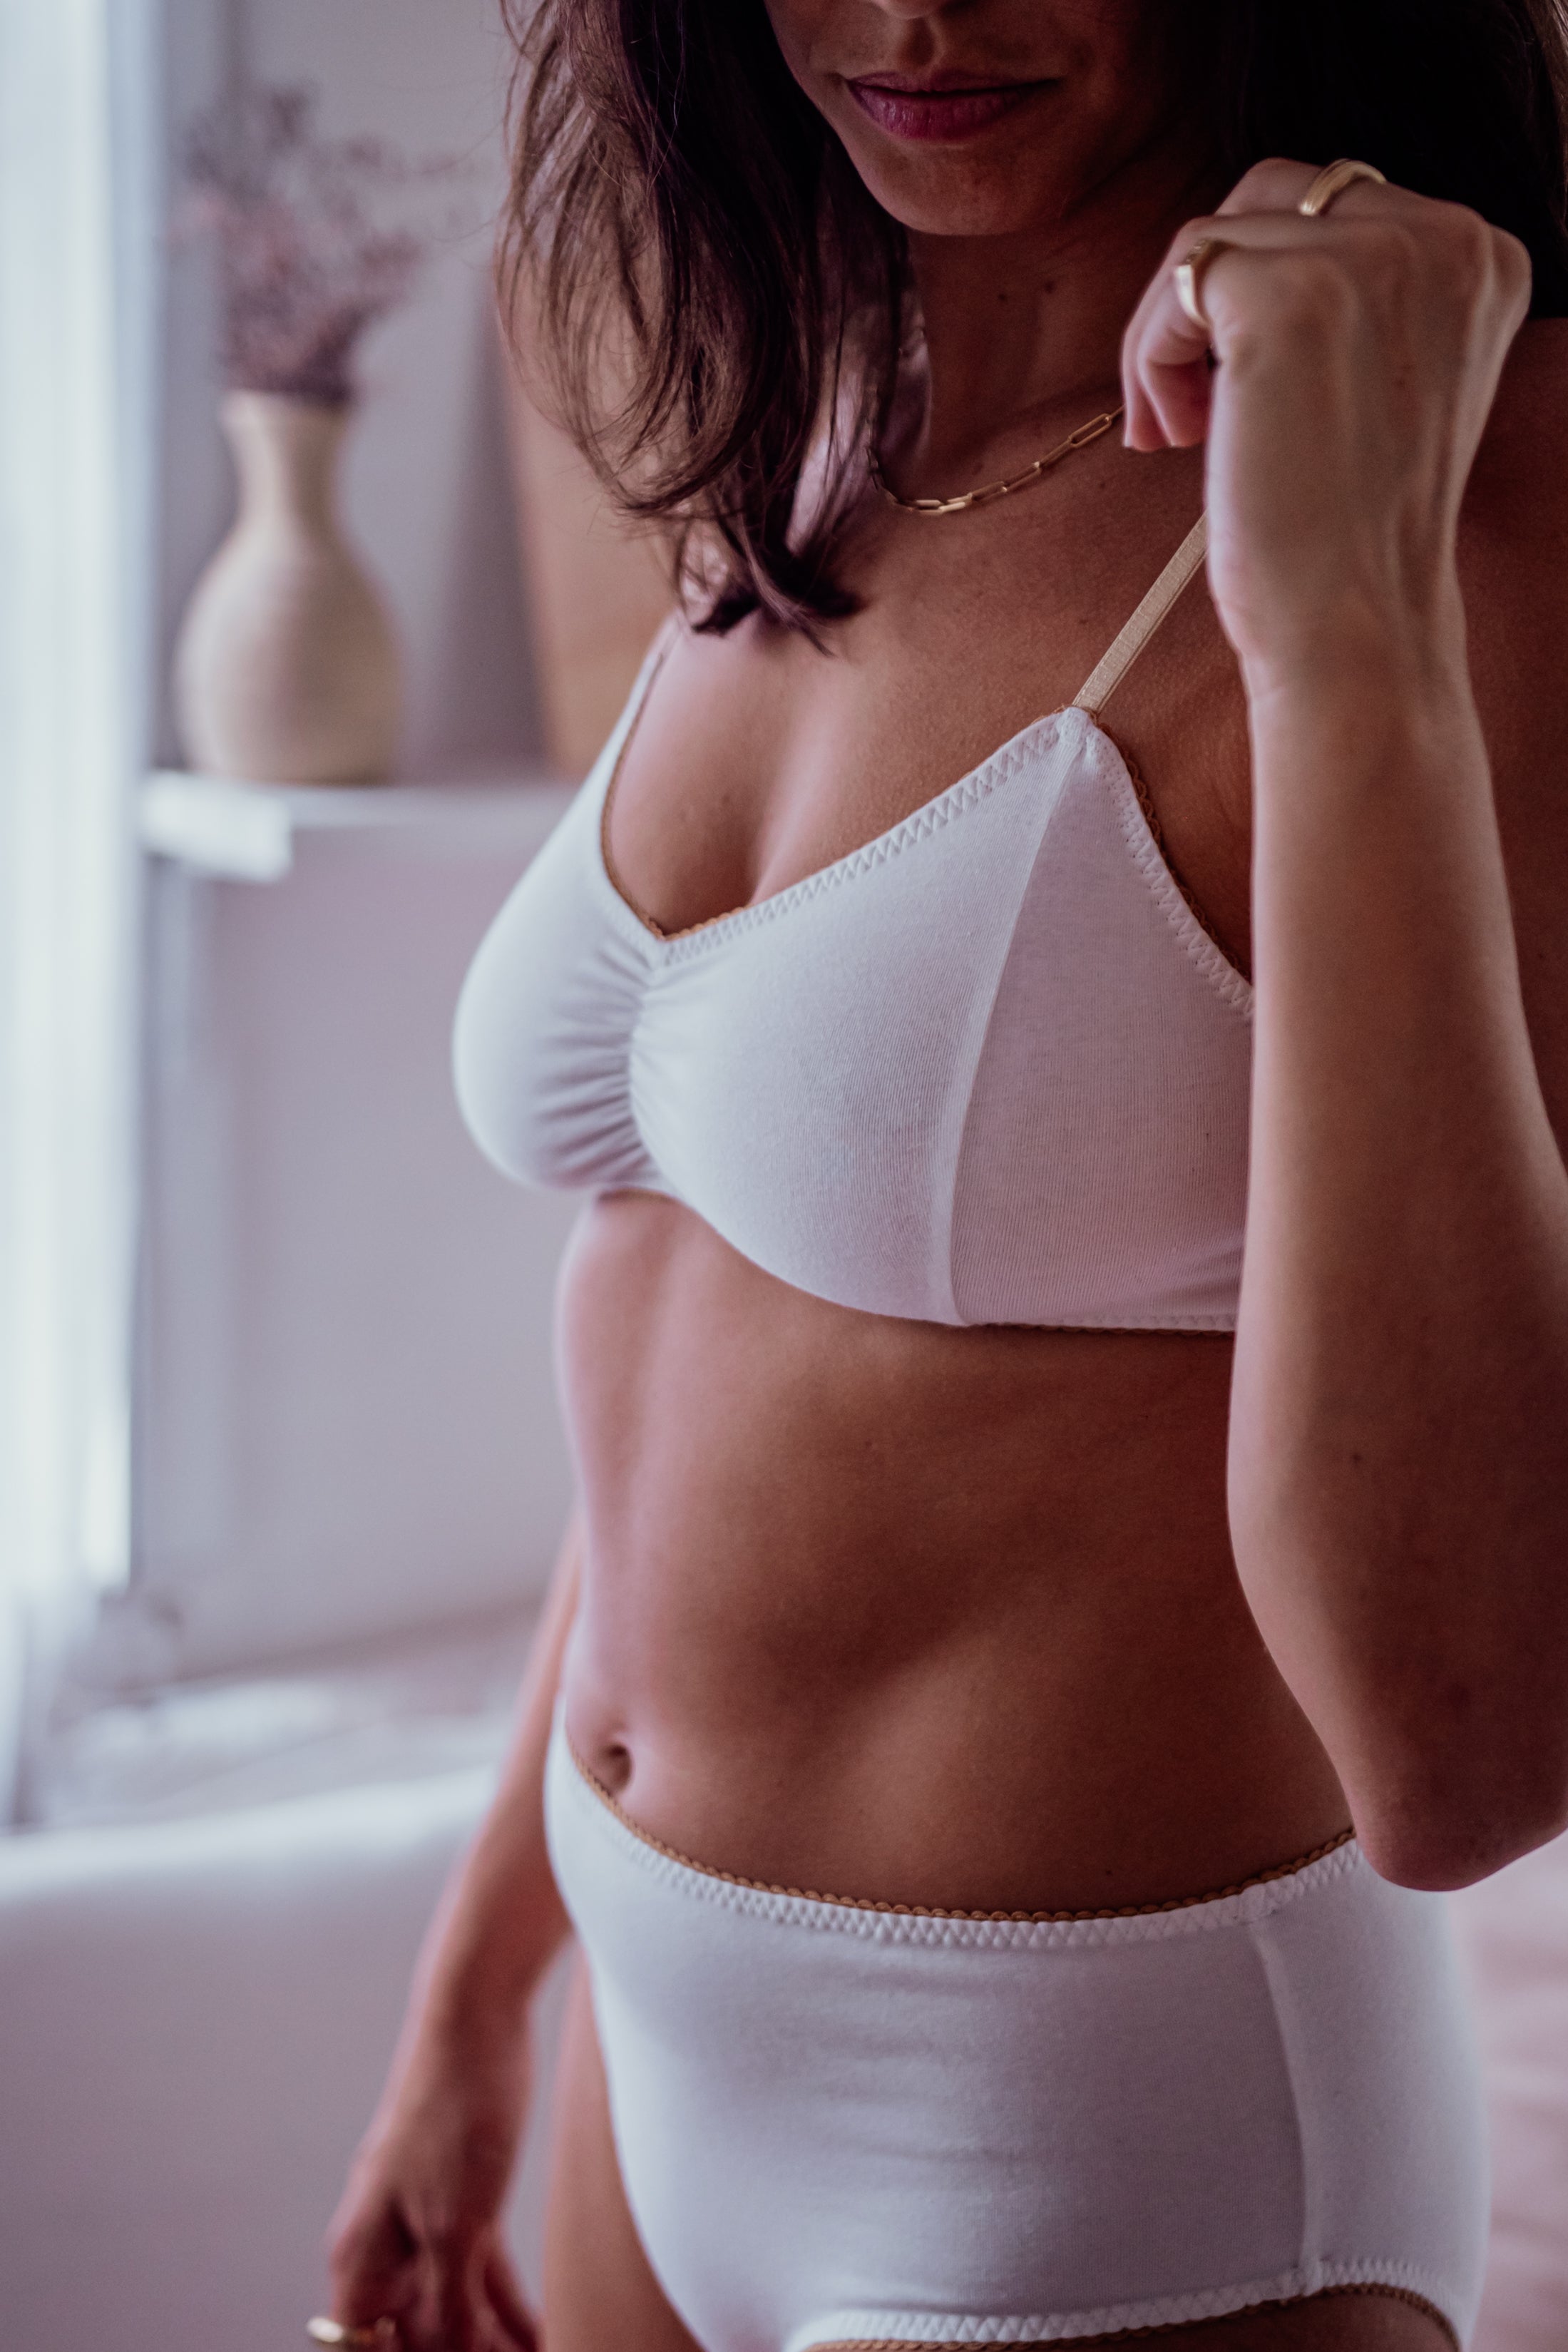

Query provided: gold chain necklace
[869,402,1124,516]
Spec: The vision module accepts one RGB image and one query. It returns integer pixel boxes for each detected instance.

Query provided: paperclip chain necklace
[869,403,1125,516]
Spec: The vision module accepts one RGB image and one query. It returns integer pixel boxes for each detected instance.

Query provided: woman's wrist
[1242,670,1492,857]
[376,1977,536,2133]
[418,1925,566,2052]
[394,1891,568,2073]
[1236,578,1471,722]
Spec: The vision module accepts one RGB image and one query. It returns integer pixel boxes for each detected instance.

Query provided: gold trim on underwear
[568,1742,1356,1926]
[813,2280,1457,2350]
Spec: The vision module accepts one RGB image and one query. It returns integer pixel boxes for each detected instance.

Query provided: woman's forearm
[389,1512,582,2067]
[1229,632,1568,1885]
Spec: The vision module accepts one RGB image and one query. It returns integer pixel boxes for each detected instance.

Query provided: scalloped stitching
[1028,1309,1237,1331]
[792,2263,1458,2350]
[563,1747,1362,1946]
[652,717,1065,963]
[1087,725,1254,1018]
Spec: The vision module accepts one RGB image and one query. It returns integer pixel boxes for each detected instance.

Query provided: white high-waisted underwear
[545,1717,1490,2351]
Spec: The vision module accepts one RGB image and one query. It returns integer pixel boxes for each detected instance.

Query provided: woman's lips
[848,78,1045,143]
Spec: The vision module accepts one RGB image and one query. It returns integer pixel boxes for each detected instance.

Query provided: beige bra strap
[1072,514,1209,716]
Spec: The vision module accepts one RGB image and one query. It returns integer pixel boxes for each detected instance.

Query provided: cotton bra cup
[454,516,1252,1332]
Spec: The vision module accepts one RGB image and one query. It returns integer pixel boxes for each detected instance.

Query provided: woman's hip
[544,1712,1489,2352]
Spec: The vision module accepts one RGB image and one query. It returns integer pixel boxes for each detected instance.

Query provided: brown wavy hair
[498,0,1568,634]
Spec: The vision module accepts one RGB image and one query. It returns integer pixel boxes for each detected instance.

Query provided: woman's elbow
[1351,1759,1568,1891]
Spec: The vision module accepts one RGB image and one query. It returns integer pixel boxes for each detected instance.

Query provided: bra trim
[598,701,1253,1016]
[598,516,1216,959]
[1096,731,1252,1011]
[606,711,1070,963]
[598,691,1070,958]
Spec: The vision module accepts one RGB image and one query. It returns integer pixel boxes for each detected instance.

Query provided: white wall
[105,0,574,1689]
[130,838,580,1680]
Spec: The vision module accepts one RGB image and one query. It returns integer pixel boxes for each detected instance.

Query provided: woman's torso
[494,419,1361,1910]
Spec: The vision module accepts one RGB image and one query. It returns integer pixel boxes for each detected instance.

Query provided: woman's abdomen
[555,1192,1350,1914]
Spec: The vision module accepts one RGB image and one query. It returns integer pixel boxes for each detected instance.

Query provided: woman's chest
[451,678,1258,1335]
[610,493,1255,971]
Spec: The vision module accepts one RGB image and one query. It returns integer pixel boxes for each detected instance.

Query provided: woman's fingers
[327,2229,534,2352]
[1122,159,1313,450]
[1121,226,1228,450]
[1121,163,1398,452]
[436,2244,492,2352]
[377,2221,489,2352]
[482,2241,541,2351]
[1122,341,1212,454]
[1124,224,1318,450]
[327,2199,417,2339]
[1121,158,1532,674]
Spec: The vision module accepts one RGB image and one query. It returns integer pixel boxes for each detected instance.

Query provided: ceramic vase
[174,391,401,784]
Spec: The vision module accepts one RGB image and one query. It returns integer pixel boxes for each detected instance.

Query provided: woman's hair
[498,1,1568,633]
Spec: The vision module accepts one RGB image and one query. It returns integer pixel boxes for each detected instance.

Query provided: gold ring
[1299,158,1386,218]
[1173,235,1231,333]
[307,2322,396,2348]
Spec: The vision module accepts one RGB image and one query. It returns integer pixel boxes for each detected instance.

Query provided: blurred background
[1,1,665,2343]
[0,4,1564,2348]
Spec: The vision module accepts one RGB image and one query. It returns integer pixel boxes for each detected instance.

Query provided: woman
[326,4,1568,2347]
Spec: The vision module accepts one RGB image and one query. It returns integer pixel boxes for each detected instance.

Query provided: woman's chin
[826,98,1114,245]
[842,165,1078,246]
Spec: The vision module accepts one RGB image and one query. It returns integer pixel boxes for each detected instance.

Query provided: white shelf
[140,767,575,882]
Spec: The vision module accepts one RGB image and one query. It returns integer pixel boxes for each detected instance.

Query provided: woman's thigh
[542,1963,1450,2352]
[1119,2301,1451,2350]
[542,1955,704,2352]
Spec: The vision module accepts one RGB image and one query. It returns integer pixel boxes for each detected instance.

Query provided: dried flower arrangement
[180,81,465,408]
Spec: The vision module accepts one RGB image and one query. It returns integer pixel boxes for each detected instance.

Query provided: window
[0,0,152,1818]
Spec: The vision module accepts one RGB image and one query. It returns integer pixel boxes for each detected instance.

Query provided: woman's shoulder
[1462,321,1568,706]
[1460,323,1568,1127]
[1467,319,1568,545]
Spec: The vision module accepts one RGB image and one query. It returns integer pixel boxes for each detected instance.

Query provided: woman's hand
[327,2017,538,2351]
[1120,158,1531,687]
[324,1516,583,2346]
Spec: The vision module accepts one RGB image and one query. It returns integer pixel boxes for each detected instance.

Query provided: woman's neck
[906,138,1225,473]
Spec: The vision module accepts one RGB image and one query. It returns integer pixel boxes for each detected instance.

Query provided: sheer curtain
[0,0,153,1819]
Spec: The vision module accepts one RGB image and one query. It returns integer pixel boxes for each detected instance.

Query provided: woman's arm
[325,1512,583,2351]
[1234,622,1568,1891]
[389,1510,580,2037]
[1125,163,1568,1891]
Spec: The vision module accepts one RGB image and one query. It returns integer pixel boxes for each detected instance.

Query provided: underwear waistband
[553,1714,1365,1953]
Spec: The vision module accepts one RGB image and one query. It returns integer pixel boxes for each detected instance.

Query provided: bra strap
[1072,514,1209,715]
